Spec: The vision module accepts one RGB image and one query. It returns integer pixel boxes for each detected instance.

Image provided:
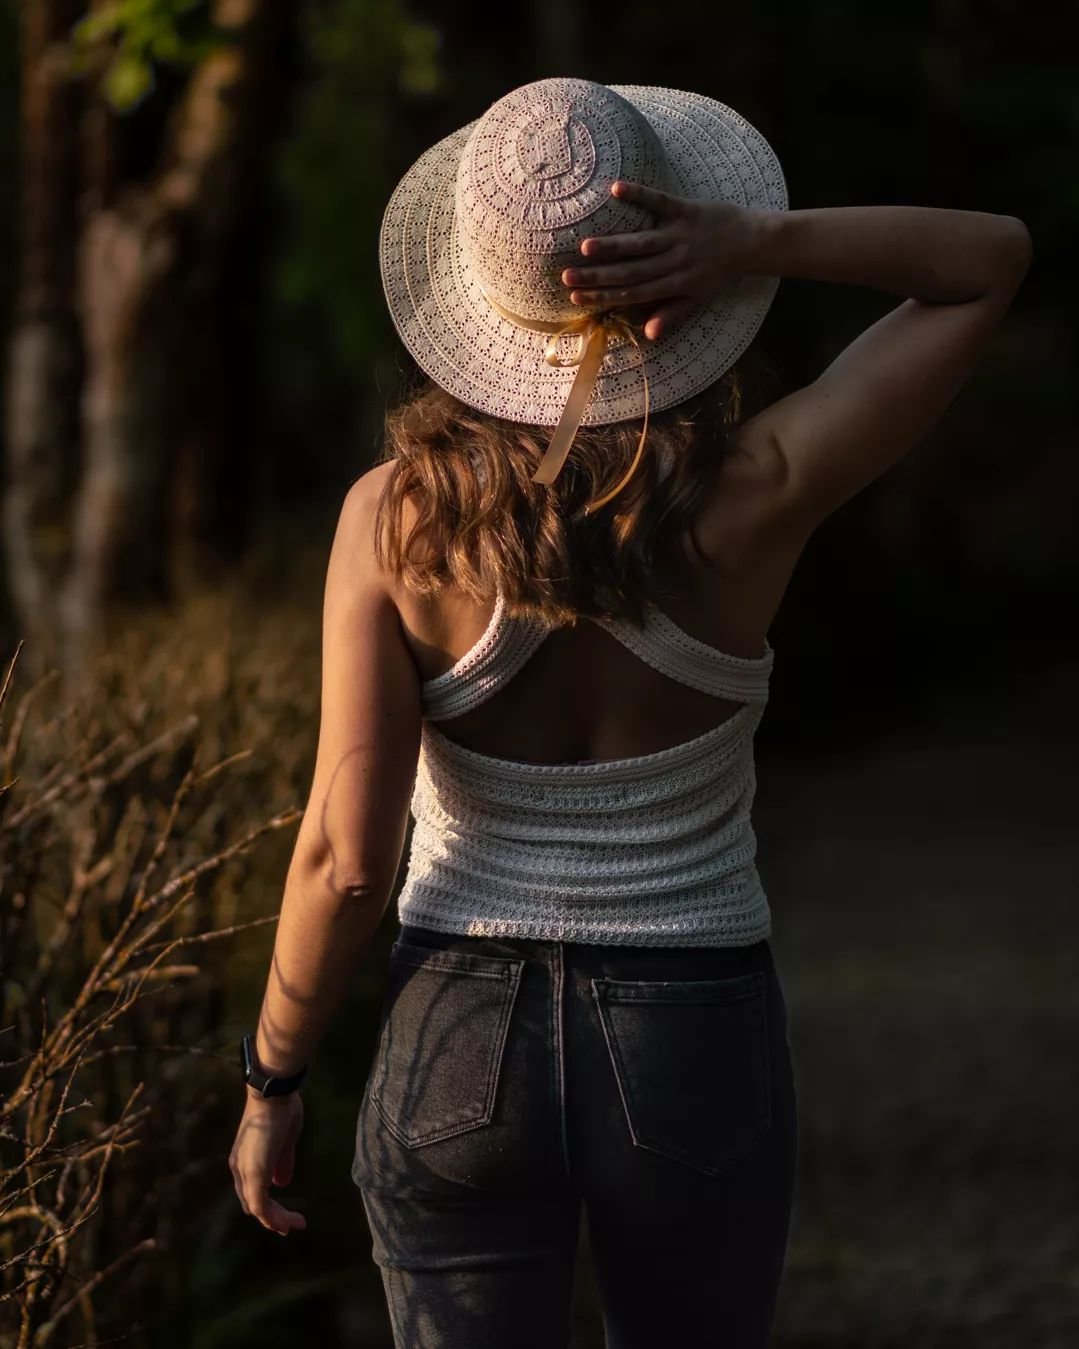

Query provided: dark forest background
[1,2,1076,1346]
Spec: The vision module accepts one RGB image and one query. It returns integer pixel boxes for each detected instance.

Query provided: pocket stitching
[595,971,766,1005]
[371,960,524,1148]
[590,972,773,1178]
[389,940,519,980]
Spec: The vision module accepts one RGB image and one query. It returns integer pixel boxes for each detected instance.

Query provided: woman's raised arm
[728,202,1032,533]
[565,185,1032,544]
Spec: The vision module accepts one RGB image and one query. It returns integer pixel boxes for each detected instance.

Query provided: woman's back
[383,435,799,769]
[377,441,795,948]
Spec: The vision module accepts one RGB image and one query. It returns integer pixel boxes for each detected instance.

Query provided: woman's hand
[561,180,766,341]
[229,1091,308,1236]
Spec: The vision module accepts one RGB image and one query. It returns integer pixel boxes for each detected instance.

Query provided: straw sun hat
[379,77,787,509]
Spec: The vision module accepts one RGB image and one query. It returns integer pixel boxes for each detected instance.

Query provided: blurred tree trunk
[61,0,294,665]
[2,0,84,667]
[3,0,295,679]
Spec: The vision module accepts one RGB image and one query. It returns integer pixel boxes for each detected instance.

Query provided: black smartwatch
[240,1033,308,1098]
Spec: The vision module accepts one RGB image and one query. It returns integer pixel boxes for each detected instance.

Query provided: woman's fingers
[642,297,696,342]
[563,246,678,289]
[569,182,715,324]
[568,271,690,308]
[579,228,669,261]
[229,1095,306,1235]
[230,1156,250,1215]
[242,1171,308,1235]
[610,179,685,217]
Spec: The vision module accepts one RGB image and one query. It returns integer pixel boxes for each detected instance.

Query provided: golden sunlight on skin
[228,474,422,1235]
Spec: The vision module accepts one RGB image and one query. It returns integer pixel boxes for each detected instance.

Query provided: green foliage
[398,18,440,96]
[70,0,228,111]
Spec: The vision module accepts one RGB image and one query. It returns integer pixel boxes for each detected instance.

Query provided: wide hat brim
[379,83,788,427]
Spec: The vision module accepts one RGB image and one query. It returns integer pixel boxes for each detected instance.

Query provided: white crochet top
[395,590,775,947]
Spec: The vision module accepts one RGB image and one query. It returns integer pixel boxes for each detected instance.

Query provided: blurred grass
[756,660,1079,1349]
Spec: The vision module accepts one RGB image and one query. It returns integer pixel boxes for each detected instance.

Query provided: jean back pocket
[591,969,772,1177]
[370,940,524,1148]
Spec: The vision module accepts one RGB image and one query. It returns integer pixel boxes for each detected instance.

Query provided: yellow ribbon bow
[480,291,651,514]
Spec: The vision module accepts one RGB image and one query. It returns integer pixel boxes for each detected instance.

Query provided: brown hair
[373,340,779,627]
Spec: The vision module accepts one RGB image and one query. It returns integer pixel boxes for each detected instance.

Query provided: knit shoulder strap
[419,592,774,721]
[593,604,774,705]
[420,591,550,721]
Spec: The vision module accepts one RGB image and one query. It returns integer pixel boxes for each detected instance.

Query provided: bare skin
[229,184,1031,1234]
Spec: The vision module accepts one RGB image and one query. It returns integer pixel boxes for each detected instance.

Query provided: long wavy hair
[372,339,781,628]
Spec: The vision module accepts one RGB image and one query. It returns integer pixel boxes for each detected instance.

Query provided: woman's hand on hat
[561,180,761,341]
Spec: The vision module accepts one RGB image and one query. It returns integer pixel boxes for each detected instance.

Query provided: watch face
[238,1034,304,1095]
[240,1034,257,1082]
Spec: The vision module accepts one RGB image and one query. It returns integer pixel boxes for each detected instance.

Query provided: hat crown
[455,78,676,324]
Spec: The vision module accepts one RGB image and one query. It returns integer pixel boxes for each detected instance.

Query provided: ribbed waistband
[395,871,772,949]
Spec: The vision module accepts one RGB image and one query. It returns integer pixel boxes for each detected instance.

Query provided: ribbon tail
[531,325,609,486]
[583,349,650,514]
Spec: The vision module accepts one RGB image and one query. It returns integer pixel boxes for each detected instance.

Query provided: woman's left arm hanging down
[229,465,421,1234]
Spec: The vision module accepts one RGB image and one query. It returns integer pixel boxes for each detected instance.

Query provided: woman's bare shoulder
[347,459,396,509]
[344,460,450,647]
[682,423,816,635]
[343,460,412,567]
[330,462,410,611]
[690,424,805,572]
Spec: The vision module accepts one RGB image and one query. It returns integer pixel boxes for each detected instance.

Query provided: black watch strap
[240,1032,308,1097]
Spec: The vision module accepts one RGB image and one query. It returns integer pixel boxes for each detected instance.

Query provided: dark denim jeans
[352,922,798,1348]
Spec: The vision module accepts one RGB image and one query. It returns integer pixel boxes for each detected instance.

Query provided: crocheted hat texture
[379,77,788,429]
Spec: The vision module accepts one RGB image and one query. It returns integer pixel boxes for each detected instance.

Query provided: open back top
[395,590,776,948]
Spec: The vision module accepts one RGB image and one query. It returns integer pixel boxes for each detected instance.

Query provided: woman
[229,78,1030,1347]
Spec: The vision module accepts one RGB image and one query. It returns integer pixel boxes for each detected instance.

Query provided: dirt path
[571,658,1079,1347]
